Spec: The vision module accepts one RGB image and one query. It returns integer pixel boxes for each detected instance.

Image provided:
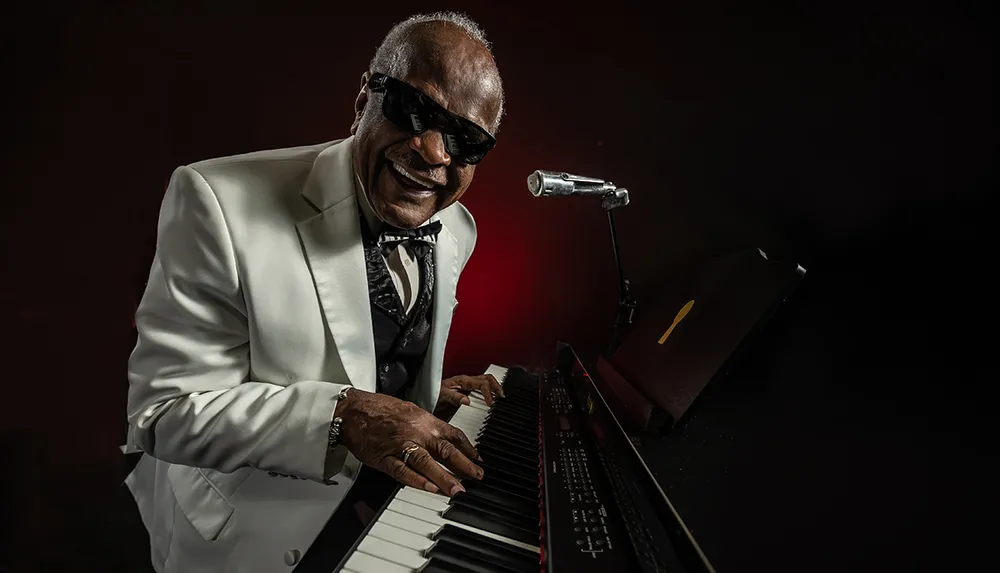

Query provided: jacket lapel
[413,223,459,412]
[295,137,461,406]
[296,139,376,393]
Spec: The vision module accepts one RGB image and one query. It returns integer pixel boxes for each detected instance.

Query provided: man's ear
[350,71,372,135]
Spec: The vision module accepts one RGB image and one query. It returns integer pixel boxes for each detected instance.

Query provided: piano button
[442,502,537,545]
[425,540,531,573]
[432,524,539,564]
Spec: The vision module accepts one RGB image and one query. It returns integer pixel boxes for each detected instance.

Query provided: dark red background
[1,1,989,572]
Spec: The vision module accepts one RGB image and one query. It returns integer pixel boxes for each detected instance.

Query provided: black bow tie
[377,220,442,258]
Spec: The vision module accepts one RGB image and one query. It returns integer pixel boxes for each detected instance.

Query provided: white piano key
[366,521,433,552]
[450,409,486,428]
[357,537,426,569]
[485,364,509,382]
[396,487,451,512]
[343,550,412,573]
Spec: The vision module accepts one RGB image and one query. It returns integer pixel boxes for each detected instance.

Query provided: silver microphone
[527,170,618,197]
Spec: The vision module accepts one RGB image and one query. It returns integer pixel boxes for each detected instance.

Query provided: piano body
[301,345,715,573]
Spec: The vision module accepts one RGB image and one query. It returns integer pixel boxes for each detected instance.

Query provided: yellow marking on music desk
[658,299,695,344]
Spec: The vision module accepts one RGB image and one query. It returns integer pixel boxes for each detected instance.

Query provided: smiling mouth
[389,162,439,194]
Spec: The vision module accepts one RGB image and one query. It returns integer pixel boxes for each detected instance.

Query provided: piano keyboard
[338,365,543,573]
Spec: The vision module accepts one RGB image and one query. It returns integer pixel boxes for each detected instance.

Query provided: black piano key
[475,435,538,458]
[449,492,538,532]
[487,404,536,420]
[476,443,538,467]
[478,428,537,451]
[481,473,538,501]
[462,484,538,520]
[489,400,536,416]
[426,539,535,573]
[482,417,535,436]
[441,502,538,545]
[463,480,538,514]
[476,458,537,485]
[419,558,477,573]
[432,524,539,563]
[488,405,537,423]
[479,453,537,479]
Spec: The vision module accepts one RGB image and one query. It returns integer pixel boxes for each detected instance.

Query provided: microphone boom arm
[603,189,637,355]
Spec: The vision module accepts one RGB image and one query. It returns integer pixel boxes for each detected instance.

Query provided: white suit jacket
[124,137,476,573]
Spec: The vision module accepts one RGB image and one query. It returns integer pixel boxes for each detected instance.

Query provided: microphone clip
[601,188,630,211]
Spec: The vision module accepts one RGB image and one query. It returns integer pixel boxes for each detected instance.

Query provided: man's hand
[436,374,505,411]
[336,389,483,496]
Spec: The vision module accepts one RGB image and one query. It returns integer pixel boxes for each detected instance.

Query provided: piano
[301,344,715,573]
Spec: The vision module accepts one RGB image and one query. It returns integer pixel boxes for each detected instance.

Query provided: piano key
[396,487,450,512]
[474,458,537,485]
[479,474,538,501]
[476,444,538,467]
[365,521,433,551]
[474,436,537,458]
[378,509,537,557]
[384,499,539,553]
[441,499,538,545]
[356,537,427,569]
[424,541,525,573]
[462,480,538,516]
[432,524,539,567]
[343,550,412,573]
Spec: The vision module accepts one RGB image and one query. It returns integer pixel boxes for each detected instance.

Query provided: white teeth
[391,162,433,189]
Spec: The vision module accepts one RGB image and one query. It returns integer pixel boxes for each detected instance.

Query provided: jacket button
[284,549,301,566]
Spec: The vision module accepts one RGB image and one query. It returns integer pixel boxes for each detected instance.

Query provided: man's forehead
[394,37,501,131]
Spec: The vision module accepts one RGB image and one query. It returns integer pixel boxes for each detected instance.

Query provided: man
[124,12,506,573]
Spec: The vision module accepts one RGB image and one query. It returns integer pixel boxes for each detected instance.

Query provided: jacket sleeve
[126,165,349,483]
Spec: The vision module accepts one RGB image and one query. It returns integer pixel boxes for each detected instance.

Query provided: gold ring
[400,445,421,464]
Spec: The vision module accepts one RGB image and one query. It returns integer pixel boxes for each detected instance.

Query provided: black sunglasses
[367,72,496,165]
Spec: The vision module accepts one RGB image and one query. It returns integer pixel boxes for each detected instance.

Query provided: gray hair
[370,12,505,133]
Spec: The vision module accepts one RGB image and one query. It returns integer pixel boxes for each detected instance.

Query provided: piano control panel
[541,372,633,571]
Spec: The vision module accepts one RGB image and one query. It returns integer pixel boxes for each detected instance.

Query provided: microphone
[527,170,618,197]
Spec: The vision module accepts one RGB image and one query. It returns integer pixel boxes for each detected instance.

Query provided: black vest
[361,220,436,398]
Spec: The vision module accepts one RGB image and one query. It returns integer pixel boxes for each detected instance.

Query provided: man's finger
[459,375,495,406]
[441,423,479,461]
[486,373,505,398]
[440,388,470,407]
[407,445,465,496]
[428,438,483,481]
[377,456,439,494]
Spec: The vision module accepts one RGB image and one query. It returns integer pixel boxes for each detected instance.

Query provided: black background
[1,1,990,571]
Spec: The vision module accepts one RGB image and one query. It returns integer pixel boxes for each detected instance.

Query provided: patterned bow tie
[378,220,442,258]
